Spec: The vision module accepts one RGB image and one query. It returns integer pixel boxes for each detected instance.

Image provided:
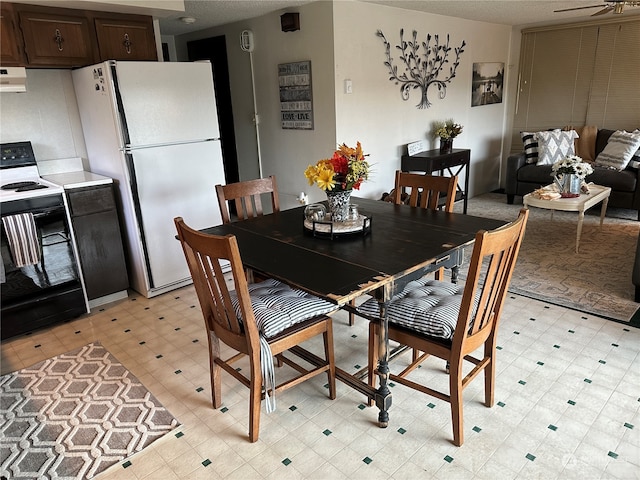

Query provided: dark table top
[202,197,506,304]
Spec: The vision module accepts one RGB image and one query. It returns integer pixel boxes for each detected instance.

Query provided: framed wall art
[278,60,313,130]
[471,62,504,107]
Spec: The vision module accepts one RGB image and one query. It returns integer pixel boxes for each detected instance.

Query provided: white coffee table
[523,183,611,253]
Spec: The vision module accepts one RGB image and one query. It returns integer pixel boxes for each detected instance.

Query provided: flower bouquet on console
[433,119,463,153]
[433,119,463,140]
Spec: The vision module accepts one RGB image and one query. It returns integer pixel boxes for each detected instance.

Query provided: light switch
[344,79,353,94]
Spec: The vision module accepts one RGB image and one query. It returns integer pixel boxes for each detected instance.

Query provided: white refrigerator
[72,60,227,298]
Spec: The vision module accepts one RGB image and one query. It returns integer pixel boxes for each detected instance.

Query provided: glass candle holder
[348,204,359,221]
[304,204,326,222]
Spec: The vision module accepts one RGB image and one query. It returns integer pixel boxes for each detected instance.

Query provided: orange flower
[304,142,370,192]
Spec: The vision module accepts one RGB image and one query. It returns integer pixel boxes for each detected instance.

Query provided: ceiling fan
[554,1,640,16]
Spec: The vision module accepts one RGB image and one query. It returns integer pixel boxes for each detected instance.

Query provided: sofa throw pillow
[521,129,560,164]
[570,125,597,162]
[535,130,578,166]
[595,130,640,171]
[632,141,640,169]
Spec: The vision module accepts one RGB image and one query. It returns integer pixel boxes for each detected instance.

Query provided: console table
[401,148,470,214]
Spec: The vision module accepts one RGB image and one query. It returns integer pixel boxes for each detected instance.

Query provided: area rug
[0,342,179,479]
[455,192,640,323]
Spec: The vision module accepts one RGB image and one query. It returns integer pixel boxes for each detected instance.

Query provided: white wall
[173,0,512,207]
[251,2,337,208]
[0,69,88,164]
[332,2,512,200]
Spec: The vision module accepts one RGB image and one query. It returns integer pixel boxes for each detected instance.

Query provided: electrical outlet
[345,79,353,94]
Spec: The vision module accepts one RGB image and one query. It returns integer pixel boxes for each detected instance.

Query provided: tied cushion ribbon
[2,213,41,267]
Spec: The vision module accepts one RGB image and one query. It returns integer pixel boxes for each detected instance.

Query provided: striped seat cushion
[229,278,338,413]
[358,278,465,340]
[231,278,338,338]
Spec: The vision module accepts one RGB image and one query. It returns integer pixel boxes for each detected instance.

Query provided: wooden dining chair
[175,216,337,443]
[215,175,280,282]
[215,175,280,224]
[361,208,529,446]
[393,170,458,213]
[348,172,458,326]
[394,171,458,281]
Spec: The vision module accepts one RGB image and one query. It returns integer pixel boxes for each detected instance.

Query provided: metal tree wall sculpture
[377,29,466,109]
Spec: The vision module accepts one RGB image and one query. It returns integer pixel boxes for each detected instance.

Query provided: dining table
[200,196,507,428]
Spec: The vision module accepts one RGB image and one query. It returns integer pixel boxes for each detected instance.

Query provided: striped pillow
[358,278,466,340]
[231,278,337,338]
[595,130,640,171]
[521,129,560,164]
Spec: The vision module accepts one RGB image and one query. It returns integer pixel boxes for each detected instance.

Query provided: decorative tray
[303,214,372,239]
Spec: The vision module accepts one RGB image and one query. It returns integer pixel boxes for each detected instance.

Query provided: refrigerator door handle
[123,138,220,153]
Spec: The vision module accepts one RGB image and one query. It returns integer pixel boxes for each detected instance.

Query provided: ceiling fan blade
[592,5,615,15]
[554,4,607,13]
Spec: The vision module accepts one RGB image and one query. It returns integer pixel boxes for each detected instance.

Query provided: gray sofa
[506,128,640,219]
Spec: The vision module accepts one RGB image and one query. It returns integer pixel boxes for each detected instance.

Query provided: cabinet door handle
[123,33,132,54]
[54,29,64,51]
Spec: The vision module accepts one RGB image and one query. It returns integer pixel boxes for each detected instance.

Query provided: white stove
[1,142,64,202]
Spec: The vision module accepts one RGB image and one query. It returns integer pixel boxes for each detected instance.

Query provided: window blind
[586,22,640,129]
[513,19,639,151]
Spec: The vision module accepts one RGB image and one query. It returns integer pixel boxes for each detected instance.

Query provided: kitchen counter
[42,171,113,189]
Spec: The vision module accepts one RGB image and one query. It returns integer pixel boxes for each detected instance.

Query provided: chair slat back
[393,171,458,212]
[174,217,260,352]
[453,209,529,352]
[216,176,280,224]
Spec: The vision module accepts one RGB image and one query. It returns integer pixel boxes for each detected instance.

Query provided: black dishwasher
[66,184,129,302]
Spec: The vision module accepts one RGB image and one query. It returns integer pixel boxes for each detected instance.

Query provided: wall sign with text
[279,61,313,130]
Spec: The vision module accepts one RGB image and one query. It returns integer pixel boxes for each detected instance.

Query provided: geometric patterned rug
[0,342,179,479]
[456,192,640,324]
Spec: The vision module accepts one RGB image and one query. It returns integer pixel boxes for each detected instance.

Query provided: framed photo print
[472,62,504,107]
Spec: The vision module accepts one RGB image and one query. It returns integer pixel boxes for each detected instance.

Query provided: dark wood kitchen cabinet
[0,3,25,66]
[17,5,97,67]
[94,15,157,61]
[66,184,129,302]
[4,3,157,67]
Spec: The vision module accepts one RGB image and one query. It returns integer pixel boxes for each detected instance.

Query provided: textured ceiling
[158,0,640,36]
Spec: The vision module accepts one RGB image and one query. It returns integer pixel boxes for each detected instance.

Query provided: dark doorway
[187,36,240,186]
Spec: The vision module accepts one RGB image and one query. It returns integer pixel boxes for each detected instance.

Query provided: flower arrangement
[433,119,463,139]
[551,155,593,179]
[304,142,370,192]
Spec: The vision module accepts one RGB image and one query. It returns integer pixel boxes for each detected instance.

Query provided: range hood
[0,67,27,92]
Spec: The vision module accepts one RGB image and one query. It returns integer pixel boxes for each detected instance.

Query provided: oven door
[1,194,87,339]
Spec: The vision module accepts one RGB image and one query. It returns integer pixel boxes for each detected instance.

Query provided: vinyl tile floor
[1,288,639,479]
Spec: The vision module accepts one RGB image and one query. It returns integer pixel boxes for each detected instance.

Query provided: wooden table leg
[374,283,393,427]
[576,209,585,253]
[600,196,609,228]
